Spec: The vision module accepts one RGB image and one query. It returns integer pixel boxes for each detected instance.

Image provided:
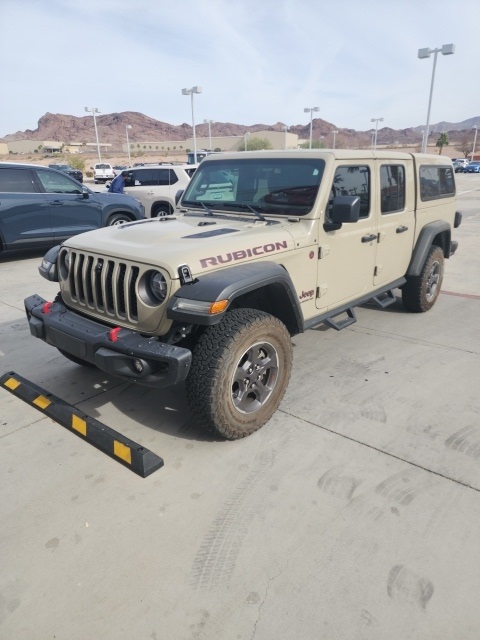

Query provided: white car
[122,163,197,217]
[93,163,115,184]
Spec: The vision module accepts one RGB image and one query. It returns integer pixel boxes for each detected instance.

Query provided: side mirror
[82,186,89,199]
[324,196,360,231]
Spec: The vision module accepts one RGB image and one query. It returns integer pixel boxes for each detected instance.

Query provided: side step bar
[371,289,397,309]
[324,307,357,331]
[304,280,406,333]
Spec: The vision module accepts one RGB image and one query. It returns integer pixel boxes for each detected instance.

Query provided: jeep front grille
[67,251,140,323]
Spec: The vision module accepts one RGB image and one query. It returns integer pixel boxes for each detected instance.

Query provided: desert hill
[2,111,479,150]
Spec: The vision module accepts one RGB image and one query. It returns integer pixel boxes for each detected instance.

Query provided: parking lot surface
[1,174,479,639]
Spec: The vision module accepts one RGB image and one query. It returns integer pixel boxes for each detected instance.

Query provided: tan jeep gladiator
[25,150,462,439]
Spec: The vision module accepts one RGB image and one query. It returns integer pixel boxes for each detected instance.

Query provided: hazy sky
[1,0,478,137]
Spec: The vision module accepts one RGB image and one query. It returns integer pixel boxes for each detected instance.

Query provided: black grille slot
[129,268,139,320]
[117,264,127,317]
[106,261,115,313]
[85,256,94,306]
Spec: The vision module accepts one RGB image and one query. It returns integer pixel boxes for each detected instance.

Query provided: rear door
[34,168,103,241]
[0,167,53,250]
[373,161,415,286]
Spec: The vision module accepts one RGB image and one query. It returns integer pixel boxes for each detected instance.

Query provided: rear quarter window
[419,165,455,201]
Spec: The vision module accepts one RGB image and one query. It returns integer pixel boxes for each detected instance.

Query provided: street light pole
[304,106,320,149]
[244,131,250,151]
[204,119,213,151]
[283,125,288,150]
[125,124,132,166]
[471,125,478,162]
[371,117,383,150]
[418,43,455,153]
[332,130,338,149]
[182,86,202,163]
[85,107,101,162]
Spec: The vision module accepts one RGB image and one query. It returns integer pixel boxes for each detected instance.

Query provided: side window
[380,165,405,214]
[419,165,455,200]
[35,169,82,194]
[156,170,173,186]
[0,168,36,193]
[167,170,179,186]
[330,165,370,217]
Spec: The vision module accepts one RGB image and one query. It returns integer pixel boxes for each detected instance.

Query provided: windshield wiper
[229,203,266,222]
[200,201,214,216]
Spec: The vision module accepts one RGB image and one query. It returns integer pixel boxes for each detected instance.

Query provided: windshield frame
[181,157,325,217]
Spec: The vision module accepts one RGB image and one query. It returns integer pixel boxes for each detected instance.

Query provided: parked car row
[48,163,83,183]
[0,163,145,256]
[453,159,480,173]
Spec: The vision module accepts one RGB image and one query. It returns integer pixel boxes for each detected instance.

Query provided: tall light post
[471,125,478,161]
[304,106,319,149]
[203,119,213,150]
[371,117,383,150]
[332,130,338,149]
[85,107,101,162]
[125,124,132,166]
[182,86,202,163]
[418,43,455,153]
[283,125,288,150]
[244,131,251,151]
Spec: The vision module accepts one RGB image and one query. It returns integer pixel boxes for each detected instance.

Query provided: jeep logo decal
[200,241,288,268]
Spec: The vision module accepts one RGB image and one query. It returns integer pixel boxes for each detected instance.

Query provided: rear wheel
[152,203,172,217]
[402,245,444,312]
[186,309,293,439]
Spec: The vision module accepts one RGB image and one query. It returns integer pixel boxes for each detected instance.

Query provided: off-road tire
[402,245,444,312]
[57,349,94,367]
[186,308,293,439]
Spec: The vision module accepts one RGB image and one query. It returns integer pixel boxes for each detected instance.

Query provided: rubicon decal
[200,241,288,268]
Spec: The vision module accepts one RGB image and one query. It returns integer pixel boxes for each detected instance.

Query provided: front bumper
[25,294,192,388]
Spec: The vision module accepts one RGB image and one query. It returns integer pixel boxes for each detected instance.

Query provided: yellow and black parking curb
[1,371,164,477]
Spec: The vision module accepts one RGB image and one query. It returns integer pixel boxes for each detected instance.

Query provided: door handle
[361,234,377,243]
[396,225,408,233]
[51,200,64,206]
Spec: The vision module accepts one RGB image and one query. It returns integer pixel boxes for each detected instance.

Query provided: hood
[64,214,297,278]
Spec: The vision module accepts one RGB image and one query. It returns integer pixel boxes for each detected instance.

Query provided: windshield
[182,158,325,216]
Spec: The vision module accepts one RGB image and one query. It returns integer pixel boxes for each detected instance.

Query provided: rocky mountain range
[2,111,479,151]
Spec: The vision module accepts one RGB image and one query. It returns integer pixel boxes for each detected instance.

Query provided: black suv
[0,163,145,255]
[48,163,84,183]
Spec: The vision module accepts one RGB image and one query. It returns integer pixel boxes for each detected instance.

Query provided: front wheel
[402,245,444,312]
[186,309,293,439]
[106,213,131,226]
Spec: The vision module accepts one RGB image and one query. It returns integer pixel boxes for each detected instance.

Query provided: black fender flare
[407,221,451,277]
[167,261,304,333]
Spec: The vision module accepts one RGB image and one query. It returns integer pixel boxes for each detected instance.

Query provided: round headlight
[149,271,167,302]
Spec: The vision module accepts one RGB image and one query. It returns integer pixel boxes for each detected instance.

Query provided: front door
[316,163,377,310]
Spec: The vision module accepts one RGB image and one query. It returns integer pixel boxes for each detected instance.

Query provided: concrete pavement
[0,174,479,640]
